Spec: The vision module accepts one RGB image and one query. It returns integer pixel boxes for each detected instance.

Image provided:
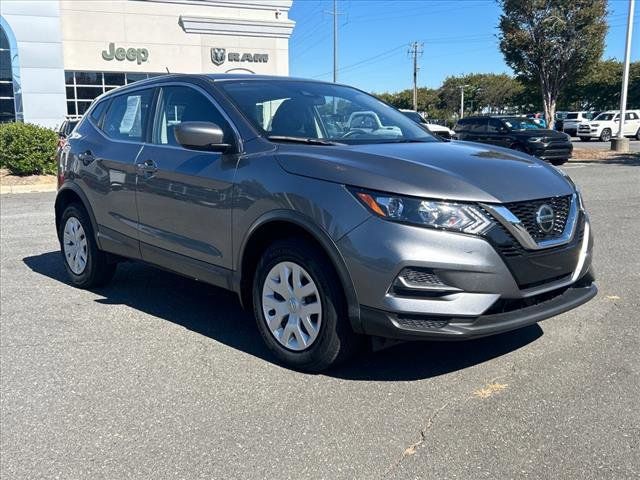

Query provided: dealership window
[0,26,16,123]
[64,71,163,117]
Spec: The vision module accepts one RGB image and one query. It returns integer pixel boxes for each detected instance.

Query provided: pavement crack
[381,375,511,477]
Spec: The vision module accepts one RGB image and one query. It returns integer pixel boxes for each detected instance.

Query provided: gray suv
[56,74,596,371]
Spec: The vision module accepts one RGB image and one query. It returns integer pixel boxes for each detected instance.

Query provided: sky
[288,0,639,93]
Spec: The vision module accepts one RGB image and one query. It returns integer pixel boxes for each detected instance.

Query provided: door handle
[78,150,95,166]
[135,159,158,174]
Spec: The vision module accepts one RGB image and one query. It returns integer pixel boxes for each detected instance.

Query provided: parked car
[577,110,640,141]
[399,109,456,139]
[562,111,597,137]
[55,75,596,371]
[454,116,573,165]
[555,111,569,132]
[526,113,547,128]
[56,117,80,151]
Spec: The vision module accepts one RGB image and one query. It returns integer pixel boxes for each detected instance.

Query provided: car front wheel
[600,128,612,142]
[59,203,116,288]
[252,239,359,372]
[579,137,591,142]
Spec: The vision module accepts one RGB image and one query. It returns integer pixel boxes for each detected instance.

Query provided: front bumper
[338,212,595,340]
[529,141,573,161]
[360,279,596,340]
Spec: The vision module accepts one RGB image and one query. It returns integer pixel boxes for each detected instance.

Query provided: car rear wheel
[252,239,359,372]
[600,128,611,142]
[551,159,568,166]
[579,137,591,142]
[59,203,116,288]
[635,128,640,141]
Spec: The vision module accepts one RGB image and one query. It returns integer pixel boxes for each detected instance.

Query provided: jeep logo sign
[210,48,268,66]
[102,43,149,65]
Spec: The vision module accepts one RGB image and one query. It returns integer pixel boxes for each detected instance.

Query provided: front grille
[504,195,572,241]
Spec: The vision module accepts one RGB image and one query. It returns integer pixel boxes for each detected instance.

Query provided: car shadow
[23,251,543,381]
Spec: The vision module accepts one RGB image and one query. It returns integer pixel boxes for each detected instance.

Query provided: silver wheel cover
[261,261,322,351]
[63,216,88,275]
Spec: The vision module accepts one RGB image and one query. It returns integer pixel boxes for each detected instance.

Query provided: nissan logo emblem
[536,204,555,233]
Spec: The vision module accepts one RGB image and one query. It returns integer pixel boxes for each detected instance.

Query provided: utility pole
[612,0,635,152]
[459,85,468,118]
[408,42,423,111]
[331,0,340,83]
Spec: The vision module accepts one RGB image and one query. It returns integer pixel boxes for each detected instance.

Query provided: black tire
[511,143,527,153]
[58,203,116,289]
[599,128,611,142]
[579,137,591,142]
[252,239,360,372]
[551,158,568,166]
[635,128,640,141]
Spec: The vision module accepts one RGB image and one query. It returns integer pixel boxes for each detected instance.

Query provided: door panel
[136,145,235,267]
[136,85,237,269]
[73,89,154,258]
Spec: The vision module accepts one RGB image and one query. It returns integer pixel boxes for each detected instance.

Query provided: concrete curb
[0,183,57,195]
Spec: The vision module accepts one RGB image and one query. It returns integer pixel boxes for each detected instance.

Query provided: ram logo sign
[210,48,269,66]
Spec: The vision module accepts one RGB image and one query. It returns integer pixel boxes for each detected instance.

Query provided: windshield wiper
[267,135,344,146]
[383,138,434,143]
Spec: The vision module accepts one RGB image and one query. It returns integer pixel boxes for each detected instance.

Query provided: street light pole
[612,0,635,152]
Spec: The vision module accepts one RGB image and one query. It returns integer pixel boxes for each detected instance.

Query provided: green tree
[562,60,640,111]
[497,0,608,128]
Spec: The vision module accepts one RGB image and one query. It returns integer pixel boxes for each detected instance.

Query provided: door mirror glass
[174,121,230,151]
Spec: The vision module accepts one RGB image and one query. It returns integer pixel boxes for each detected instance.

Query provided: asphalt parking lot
[1,161,639,479]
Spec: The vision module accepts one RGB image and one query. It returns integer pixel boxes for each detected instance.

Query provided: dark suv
[454,116,573,165]
[55,75,595,371]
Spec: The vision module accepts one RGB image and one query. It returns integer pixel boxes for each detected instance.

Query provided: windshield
[502,117,544,130]
[217,80,437,144]
[566,113,579,119]
[594,113,617,121]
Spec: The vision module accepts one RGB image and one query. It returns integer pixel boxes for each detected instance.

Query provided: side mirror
[173,121,233,152]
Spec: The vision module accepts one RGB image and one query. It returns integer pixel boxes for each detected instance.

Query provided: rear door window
[468,118,487,133]
[101,89,154,141]
[487,118,504,133]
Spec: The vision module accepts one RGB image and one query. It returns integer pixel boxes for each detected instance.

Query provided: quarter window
[101,89,153,141]
[625,112,638,120]
[153,86,230,146]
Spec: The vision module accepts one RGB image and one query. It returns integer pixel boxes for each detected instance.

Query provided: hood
[276,141,574,203]
[511,129,568,139]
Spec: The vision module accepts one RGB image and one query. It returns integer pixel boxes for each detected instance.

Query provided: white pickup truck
[578,110,640,142]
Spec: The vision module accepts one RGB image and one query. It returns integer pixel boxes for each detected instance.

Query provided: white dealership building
[0,0,294,128]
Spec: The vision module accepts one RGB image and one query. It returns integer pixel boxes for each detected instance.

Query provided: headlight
[528,137,544,142]
[351,189,494,234]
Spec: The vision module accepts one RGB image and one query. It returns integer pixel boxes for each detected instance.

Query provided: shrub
[0,122,59,175]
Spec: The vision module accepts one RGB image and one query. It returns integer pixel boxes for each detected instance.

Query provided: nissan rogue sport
[56,74,596,372]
